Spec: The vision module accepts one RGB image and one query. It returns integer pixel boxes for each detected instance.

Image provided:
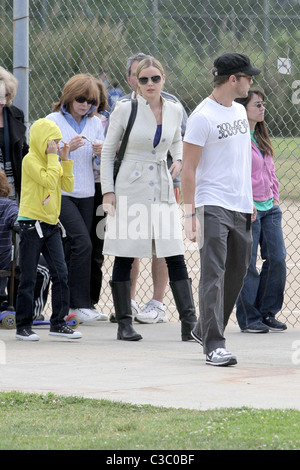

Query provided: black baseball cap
[213,53,261,77]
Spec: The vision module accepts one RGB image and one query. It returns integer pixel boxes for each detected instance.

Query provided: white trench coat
[101,94,185,258]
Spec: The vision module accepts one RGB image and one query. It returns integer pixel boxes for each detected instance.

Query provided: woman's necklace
[211,92,223,106]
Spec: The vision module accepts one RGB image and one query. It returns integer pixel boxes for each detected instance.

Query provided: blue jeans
[16,221,69,330]
[236,205,286,330]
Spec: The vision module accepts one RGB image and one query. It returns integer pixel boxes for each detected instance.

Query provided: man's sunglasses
[75,96,96,105]
[138,75,162,85]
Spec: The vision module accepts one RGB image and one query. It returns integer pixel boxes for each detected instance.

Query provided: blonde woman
[101,57,197,341]
[0,66,28,202]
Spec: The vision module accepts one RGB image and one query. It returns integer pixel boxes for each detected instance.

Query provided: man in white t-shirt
[182,53,261,366]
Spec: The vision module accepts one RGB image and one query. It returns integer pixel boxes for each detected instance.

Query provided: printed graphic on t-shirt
[216,119,249,139]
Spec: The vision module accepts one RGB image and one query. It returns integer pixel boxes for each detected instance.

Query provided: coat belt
[158,159,172,203]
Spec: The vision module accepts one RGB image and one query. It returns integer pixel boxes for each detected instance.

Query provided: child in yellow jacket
[16,118,82,341]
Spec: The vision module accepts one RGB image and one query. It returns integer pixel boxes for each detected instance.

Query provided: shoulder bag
[113,98,138,182]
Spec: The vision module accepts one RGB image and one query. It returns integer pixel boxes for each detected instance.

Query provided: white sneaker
[135,300,168,324]
[206,348,237,367]
[131,299,139,319]
[69,308,101,323]
[92,308,108,321]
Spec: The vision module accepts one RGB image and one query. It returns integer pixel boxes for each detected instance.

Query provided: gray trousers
[194,206,252,354]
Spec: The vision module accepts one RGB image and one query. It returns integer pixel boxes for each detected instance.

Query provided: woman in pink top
[235,90,287,333]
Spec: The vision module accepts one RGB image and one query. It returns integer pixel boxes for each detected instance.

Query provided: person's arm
[181,141,202,242]
[58,141,74,194]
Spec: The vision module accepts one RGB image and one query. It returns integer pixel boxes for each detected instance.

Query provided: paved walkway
[0,321,299,410]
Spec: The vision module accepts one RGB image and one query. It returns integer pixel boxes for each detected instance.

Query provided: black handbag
[113,98,138,182]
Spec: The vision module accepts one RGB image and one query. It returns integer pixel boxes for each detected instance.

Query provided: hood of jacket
[28,118,62,160]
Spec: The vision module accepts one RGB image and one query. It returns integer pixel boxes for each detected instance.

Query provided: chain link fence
[1,0,300,326]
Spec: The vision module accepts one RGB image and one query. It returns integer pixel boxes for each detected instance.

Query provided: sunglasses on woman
[138,75,162,85]
[251,101,266,108]
[75,96,96,105]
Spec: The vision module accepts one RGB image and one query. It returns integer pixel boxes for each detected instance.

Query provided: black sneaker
[49,324,82,339]
[16,328,40,341]
[262,315,287,332]
[241,322,269,333]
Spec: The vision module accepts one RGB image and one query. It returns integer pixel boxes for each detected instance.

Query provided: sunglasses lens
[138,75,162,85]
[75,96,86,103]
[138,77,148,85]
[151,75,161,83]
[75,96,95,105]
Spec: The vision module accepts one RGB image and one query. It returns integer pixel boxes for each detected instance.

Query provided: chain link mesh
[1,0,300,326]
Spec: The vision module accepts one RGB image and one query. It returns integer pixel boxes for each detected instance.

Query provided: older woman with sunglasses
[235,90,287,333]
[101,57,197,342]
[47,73,107,323]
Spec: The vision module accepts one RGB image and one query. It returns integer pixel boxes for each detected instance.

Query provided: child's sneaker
[16,328,40,341]
[49,324,82,339]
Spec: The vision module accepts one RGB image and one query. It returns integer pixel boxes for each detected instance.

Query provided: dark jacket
[6,105,29,197]
[0,197,18,270]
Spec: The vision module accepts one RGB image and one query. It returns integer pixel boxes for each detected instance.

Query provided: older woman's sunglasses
[75,96,96,105]
[138,75,162,85]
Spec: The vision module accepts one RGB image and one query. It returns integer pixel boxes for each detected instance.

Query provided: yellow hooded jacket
[18,118,74,225]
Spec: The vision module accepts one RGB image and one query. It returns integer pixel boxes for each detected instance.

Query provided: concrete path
[0,322,299,410]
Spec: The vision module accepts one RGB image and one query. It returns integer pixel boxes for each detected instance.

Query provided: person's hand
[68,136,85,152]
[103,192,116,216]
[58,141,70,161]
[169,160,182,180]
[92,140,103,156]
[46,140,58,155]
[184,214,201,243]
[251,204,257,223]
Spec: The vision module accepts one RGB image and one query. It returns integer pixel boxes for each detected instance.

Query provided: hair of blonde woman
[0,170,11,198]
[136,57,165,96]
[0,66,18,106]
[52,73,100,116]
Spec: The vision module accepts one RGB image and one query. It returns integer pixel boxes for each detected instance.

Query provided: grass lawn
[0,392,299,450]
[272,137,300,201]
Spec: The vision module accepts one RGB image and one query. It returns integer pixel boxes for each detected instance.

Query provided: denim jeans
[16,221,69,330]
[236,204,286,330]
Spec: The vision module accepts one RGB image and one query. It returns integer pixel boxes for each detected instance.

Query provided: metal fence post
[13,0,29,128]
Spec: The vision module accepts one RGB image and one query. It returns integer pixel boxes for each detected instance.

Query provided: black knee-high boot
[169,278,197,341]
[110,280,142,341]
